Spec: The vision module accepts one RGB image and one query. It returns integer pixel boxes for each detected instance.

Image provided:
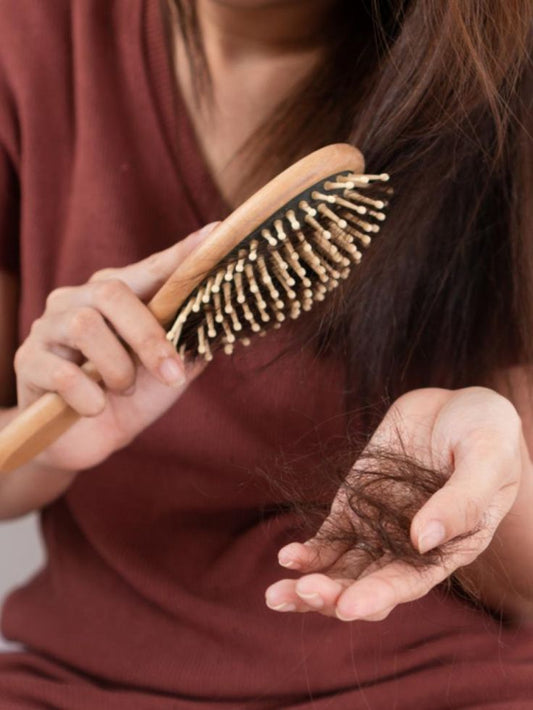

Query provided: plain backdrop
[0,514,45,651]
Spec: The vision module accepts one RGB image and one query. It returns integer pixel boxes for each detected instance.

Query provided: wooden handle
[0,144,365,473]
[0,362,101,473]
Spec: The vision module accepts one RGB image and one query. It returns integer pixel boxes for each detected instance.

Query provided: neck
[169,0,339,205]
[196,0,338,59]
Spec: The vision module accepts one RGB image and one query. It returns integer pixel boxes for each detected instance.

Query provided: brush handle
[0,144,365,473]
[0,363,100,473]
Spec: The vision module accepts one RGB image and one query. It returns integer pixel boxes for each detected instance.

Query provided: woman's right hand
[12,222,218,474]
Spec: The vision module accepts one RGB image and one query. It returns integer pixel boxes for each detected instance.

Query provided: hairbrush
[0,144,390,472]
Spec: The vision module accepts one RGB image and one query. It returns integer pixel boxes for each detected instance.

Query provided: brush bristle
[166,171,391,361]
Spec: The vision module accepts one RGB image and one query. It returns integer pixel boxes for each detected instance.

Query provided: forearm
[0,407,77,519]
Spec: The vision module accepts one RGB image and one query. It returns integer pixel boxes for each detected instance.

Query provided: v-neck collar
[141,0,230,227]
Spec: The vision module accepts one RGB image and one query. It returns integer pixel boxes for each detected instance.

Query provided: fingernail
[278,553,297,568]
[159,357,186,387]
[266,601,296,612]
[418,520,446,554]
[296,590,324,609]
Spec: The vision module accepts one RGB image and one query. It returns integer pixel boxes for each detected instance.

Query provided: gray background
[0,515,44,651]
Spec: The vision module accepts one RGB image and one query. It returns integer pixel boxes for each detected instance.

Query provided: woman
[0,0,531,707]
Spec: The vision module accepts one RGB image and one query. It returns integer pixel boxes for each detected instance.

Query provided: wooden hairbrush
[0,143,390,473]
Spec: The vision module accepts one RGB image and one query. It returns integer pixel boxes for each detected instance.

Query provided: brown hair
[171,0,532,584]
[173,0,532,407]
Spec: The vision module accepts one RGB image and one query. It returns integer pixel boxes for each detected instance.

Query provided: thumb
[89,222,220,299]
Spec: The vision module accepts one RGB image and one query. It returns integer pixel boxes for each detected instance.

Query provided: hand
[265,387,525,621]
[13,222,219,473]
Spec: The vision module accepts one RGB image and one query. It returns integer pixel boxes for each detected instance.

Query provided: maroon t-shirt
[0,2,532,708]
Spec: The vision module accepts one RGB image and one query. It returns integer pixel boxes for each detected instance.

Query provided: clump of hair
[256,426,480,590]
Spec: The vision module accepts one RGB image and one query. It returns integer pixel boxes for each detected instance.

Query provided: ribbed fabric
[0,2,532,708]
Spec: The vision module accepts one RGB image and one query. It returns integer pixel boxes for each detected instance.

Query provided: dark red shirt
[0,2,532,708]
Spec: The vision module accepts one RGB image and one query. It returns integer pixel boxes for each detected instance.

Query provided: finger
[278,538,349,572]
[47,343,135,398]
[411,431,520,554]
[15,349,107,415]
[39,286,183,389]
[360,605,396,622]
[265,579,317,613]
[294,573,348,613]
[42,308,137,394]
[48,342,83,364]
[267,574,359,619]
[44,224,221,315]
[291,546,380,615]
[278,498,355,571]
[88,222,220,298]
[77,281,185,387]
[334,559,448,622]
[333,531,492,622]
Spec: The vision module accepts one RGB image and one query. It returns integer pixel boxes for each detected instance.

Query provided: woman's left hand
[265,386,529,622]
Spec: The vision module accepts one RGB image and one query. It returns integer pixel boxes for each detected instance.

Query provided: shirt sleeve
[0,143,19,276]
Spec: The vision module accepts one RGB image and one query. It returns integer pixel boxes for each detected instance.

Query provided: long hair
[172,0,532,411]
[169,0,532,576]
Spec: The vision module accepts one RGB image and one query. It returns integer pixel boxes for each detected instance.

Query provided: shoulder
[0,1,144,95]
[0,1,141,159]
[0,1,72,157]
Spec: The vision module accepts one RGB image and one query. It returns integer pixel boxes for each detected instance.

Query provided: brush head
[163,146,391,361]
[0,147,390,474]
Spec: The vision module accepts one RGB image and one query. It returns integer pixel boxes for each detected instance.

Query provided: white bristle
[165,169,390,361]
[261,228,277,247]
